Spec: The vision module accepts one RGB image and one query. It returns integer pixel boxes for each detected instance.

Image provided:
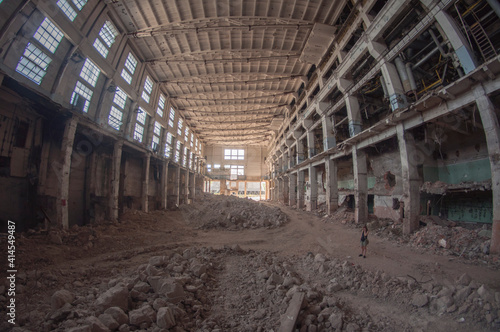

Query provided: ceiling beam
[161,74,305,85]
[146,49,301,62]
[147,55,300,64]
[172,91,294,101]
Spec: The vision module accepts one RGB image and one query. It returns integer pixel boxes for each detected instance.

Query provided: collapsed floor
[1,194,499,332]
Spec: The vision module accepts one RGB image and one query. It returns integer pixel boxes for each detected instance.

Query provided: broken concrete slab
[278,291,305,332]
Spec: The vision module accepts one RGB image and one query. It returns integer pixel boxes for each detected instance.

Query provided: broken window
[108,87,127,130]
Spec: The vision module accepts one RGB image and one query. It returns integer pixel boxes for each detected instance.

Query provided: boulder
[328,312,343,330]
[85,316,110,332]
[98,313,119,330]
[51,289,75,310]
[411,294,428,307]
[104,307,128,325]
[157,307,176,329]
[129,304,156,327]
[94,284,129,312]
[267,273,284,286]
[477,285,495,303]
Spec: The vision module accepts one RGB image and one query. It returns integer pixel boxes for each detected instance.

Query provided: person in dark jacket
[359,225,369,258]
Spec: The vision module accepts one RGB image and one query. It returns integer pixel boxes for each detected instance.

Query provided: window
[33,18,64,54]
[152,121,162,151]
[71,81,93,112]
[207,164,212,172]
[230,165,245,177]
[175,141,181,162]
[177,118,183,136]
[189,151,193,169]
[184,127,189,142]
[57,0,77,21]
[141,76,153,103]
[93,20,119,58]
[121,52,137,84]
[224,149,244,160]
[133,107,147,142]
[79,58,100,87]
[157,94,166,117]
[108,87,127,130]
[168,108,175,127]
[213,164,220,169]
[72,0,88,10]
[190,133,194,147]
[16,43,52,84]
[165,132,173,158]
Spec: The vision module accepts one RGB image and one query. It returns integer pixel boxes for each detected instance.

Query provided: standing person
[359,225,369,258]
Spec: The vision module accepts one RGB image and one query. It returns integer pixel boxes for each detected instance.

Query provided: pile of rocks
[181,195,288,230]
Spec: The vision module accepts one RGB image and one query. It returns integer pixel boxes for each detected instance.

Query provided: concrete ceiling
[109,0,342,146]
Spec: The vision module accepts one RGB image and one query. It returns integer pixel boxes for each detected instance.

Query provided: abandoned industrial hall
[0,0,500,331]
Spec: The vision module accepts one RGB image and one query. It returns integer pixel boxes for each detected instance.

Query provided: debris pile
[181,194,288,230]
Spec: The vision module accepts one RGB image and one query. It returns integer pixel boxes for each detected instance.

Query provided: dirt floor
[1,194,499,332]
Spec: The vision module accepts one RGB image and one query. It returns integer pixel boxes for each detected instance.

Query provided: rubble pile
[409,222,492,259]
[181,195,288,230]
[9,247,499,332]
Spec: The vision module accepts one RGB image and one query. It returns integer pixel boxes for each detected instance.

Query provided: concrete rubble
[181,194,288,230]
[6,245,500,331]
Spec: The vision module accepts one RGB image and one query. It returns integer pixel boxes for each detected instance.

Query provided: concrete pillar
[278,177,284,203]
[160,160,169,209]
[380,61,408,111]
[244,181,247,197]
[142,153,151,212]
[325,157,338,214]
[109,140,123,221]
[56,117,78,229]
[190,172,196,201]
[435,10,478,74]
[289,173,297,207]
[298,170,305,209]
[297,138,305,164]
[353,147,368,224]
[322,115,336,150]
[474,86,500,254]
[345,95,363,137]
[307,165,318,211]
[185,170,190,204]
[174,165,180,206]
[283,176,289,205]
[124,101,137,140]
[306,131,316,158]
[397,124,421,234]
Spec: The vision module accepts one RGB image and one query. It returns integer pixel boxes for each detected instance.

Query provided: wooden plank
[278,291,305,332]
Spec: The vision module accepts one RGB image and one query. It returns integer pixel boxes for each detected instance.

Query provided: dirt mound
[181,194,288,230]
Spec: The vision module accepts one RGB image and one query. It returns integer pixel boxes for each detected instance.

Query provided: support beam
[307,165,318,211]
[322,115,336,150]
[353,147,368,224]
[298,170,305,210]
[175,166,181,206]
[474,86,500,254]
[289,173,297,207]
[283,176,289,205]
[380,61,408,111]
[397,124,420,234]
[109,141,123,221]
[325,157,338,214]
[306,131,316,158]
[161,160,169,209]
[185,170,190,204]
[142,153,151,212]
[345,95,363,136]
[56,116,78,229]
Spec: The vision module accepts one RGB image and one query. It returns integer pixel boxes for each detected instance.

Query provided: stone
[435,296,454,315]
[48,302,72,322]
[118,324,130,332]
[454,287,473,304]
[314,253,326,262]
[67,327,92,332]
[282,277,295,288]
[411,294,429,307]
[51,289,75,310]
[457,273,472,286]
[478,229,492,238]
[85,316,110,332]
[98,313,119,330]
[153,298,168,310]
[256,269,271,279]
[267,273,284,286]
[328,312,343,330]
[345,322,360,332]
[477,285,495,303]
[157,307,176,329]
[49,232,63,245]
[104,307,129,325]
[192,264,207,277]
[149,256,167,266]
[145,264,161,276]
[94,284,129,312]
[254,308,267,320]
[133,281,151,293]
[438,238,450,249]
[327,282,343,293]
[129,304,156,327]
[148,276,185,303]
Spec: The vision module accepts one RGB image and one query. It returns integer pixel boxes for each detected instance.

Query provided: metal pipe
[395,56,411,92]
[429,29,450,58]
[406,62,417,91]
[380,75,389,98]
[412,46,440,69]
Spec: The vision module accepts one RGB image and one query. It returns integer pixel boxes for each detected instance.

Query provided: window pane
[121,69,132,84]
[99,21,118,47]
[80,58,100,87]
[57,0,77,21]
[33,18,64,54]
[166,132,173,144]
[153,121,161,136]
[113,87,127,109]
[143,76,153,94]
[133,124,144,142]
[71,81,93,112]
[16,56,46,84]
[124,53,137,74]
[158,95,166,109]
[137,108,146,125]
[93,38,109,58]
[72,0,87,10]
[108,106,123,130]
[141,91,150,103]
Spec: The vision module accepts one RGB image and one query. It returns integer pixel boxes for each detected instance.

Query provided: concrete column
[345,95,363,137]
[322,115,336,150]
[307,165,318,211]
[160,160,169,209]
[306,131,316,158]
[397,124,421,234]
[174,165,180,206]
[353,147,368,224]
[289,173,297,207]
[435,10,478,74]
[124,102,138,140]
[283,176,289,205]
[56,117,78,229]
[109,140,123,221]
[298,170,305,209]
[142,153,151,212]
[325,157,338,214]
[380,61,408,111]
[244,181,247,197]
[474,86,500,254]
[297,138,305,164]
[278,177,284,203]
[189,172,196,201]
[185,170,190,204]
